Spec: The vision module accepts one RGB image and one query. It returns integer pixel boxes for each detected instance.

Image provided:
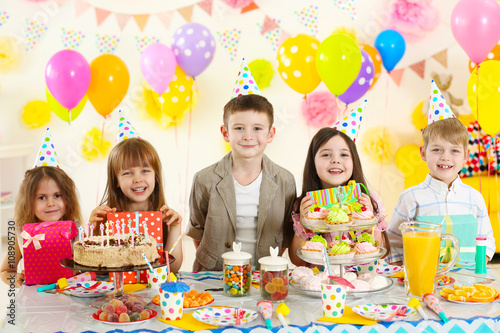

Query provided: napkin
[317,306,377,325]
[122,284,147,294]
[158,313,219,331]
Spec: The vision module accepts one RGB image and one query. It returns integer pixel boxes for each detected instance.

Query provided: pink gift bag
[22,221,77,285]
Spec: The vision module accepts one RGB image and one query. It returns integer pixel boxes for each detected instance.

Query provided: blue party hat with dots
[332,100,366,142]
[116,110,140,143]
[34,128,60,168]
[428,80,456,124]
[231,58,261,99]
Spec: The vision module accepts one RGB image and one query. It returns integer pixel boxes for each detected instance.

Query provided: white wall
[0,0,472,270]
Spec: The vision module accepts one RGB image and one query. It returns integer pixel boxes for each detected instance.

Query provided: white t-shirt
[233,172,262,267]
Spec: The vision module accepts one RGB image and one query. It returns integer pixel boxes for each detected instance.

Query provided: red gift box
[22,221,77,285]
[106,211,163,284]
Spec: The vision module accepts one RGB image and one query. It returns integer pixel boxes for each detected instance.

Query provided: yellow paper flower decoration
[359,126,397,164]
[331,27,359,44]
[248,59,274,89]
[411,101,427,130]
[22,101,51,129]
[80,128,111,161]
[0,35,22,72]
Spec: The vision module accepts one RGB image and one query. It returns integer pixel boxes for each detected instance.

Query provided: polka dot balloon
[231,58,261,99]
[116,110,140,143]
[428,80,455,124]
[332,100,366,142]
[339,49,375,105]
[34,128,60,168]
[469,43,500,73]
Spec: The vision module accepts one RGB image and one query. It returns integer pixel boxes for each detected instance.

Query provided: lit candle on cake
[142,221,149,241]
[121,220,126,241]
[100,224,104,246]
[116,224,121,245]
[89,225,94,241]
[130,228,135,247]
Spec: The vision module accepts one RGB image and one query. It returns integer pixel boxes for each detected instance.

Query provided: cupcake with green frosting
[300,235,328,259]
[357,232,379,246]
[328,241,355,260]
[325,207,352,225]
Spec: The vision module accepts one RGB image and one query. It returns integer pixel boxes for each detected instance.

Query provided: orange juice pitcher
[400,221,459,299]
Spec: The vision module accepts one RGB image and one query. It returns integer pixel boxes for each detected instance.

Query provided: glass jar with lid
[258,247,289,301]
[221,242,252,297]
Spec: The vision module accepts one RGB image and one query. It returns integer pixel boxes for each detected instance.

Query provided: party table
[2,268,500,333]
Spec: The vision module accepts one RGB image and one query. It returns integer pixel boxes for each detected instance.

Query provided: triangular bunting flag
[280,29,291,43]
[217,28,241,61]
[74,0,91,18]
[0,11,10,27]
[96,34,120,54]
[61,28,85,50]
[241,1,259,14]
[23,19,48,51]
[257,20,281,51]
[156,11,173,30]
[135,36,160,53]
[177,5,194,21]
[432,49,448,68]
[261,15,279,35]
[115,13,131,31]
[95,7,111,26]
[197,0,213,15]
[409,60,425,79]
[295,5,319,36]
[389,68,405,86]
[56,0,70,8]
[133,14,149,31]
[334,0,356,20]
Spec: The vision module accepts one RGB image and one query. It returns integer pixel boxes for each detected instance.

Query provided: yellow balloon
[467,60,500,136]
[88,54,130,117]
[277,34,321,95]
[22,101,51,129]
[46,88,87,123]
[316,34,362,96]
[394,144,429,188]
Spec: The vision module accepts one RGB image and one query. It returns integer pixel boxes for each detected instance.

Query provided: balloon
[469,43,500,72]
[360,44,382,89]
[338,50,375,104]
[395,144,429,189]
[451,0,500,64]
[276,34,321,95]
[467,60,500,136]
[140,43,177,95]
[45,50,90,110]
[316,34,362,96]
[88,54,130,117]
[46,88,87,123]
[374,29,406,72]
[171,23,216,77]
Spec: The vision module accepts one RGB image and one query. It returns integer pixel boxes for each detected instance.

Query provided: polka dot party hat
[116,110,140,143]
[231,58,261,99]
[34,128,60,168]
[332,100,366,142]
[428,80,456,124]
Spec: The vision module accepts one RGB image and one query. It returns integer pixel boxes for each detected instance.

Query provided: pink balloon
[140,43,177,95]
[45,50,90,110]
[451,0,500,64]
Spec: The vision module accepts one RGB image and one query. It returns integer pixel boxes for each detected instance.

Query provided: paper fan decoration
[332,100,366,142]
[231,58,261,99]
[216,28,241,61]
[61,28,85,50]
[295,5,318,36]
[135,35,160,53]
[96,34,120,54]
[428,80,456,124]
[116,110,140,143]
[23,19,48,51]
[34,128,60,168]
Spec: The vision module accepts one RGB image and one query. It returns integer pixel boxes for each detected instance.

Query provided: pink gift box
[22,221,77,285]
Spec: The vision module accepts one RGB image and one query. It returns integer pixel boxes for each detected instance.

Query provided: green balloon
[46,88,87,123]
[316,34,362,96]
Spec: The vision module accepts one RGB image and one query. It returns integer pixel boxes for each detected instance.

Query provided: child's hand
[89,205,116,228]
[299,194,314,222]
[16,272,25,288]
[358,193,374,212]
[160,205,182,226]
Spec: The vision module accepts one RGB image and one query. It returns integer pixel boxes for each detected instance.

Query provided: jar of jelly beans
[258,247,289,301]
[221,243,252,297]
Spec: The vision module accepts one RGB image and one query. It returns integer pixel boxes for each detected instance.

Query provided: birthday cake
[73,234,159,268]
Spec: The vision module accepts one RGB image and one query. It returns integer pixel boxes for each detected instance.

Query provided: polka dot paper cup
[159,290,184,321]
[147,266,169,291]
[321,283,346,318]
[356,260,378,274]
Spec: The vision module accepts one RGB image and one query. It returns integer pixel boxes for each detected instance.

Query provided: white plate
[63,282,114,297]
[193,306,258,326]
[297,247,386,266]
[301,217,378,233]
[352,304,418,322]
[376,264,403,277]
[289,276,394,297]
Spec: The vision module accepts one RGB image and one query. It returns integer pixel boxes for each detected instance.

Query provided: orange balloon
[360,44,382,89]
[88,54,129,117]
[469,43,500,72]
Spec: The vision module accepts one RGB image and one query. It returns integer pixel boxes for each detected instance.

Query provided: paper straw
[165,251,171,282]
[142,253,155,274]
[168,233,183,254]
[322,247,334,283]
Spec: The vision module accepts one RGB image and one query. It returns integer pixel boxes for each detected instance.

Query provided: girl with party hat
[0,128,82,287]
[289,101,390,266]
[89,111,183,272]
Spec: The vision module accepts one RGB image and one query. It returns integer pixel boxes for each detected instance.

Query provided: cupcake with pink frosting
[354,241,379,258]
[351,206,377,225]
[303,207,328,226]
[300,235,327,259]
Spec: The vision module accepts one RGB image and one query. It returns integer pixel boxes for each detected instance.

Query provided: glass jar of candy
[221,243,252,297]
[258,249,289,301]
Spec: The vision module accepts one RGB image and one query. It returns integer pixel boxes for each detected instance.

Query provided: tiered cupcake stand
[293,218,393,296]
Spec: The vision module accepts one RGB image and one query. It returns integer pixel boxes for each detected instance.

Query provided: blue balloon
[374,29,406,72]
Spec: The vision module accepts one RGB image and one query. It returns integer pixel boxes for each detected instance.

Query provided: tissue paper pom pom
[411,101,427,131]
[331,27,359,44]
[0,36,22,73]
[387,0,439,43]
[302,91,340,128]
[22,101,51,129]
[359,126,397,164]
[248,59,274,89]
[80,128,111,161]
[222,0,254,8]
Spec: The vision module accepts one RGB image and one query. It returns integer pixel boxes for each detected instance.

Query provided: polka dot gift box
[231,58,261,99]
[159,281,190,320]
[33,128,60,168]
[332,100,366,142]
[428,79,456,124]
[320,283,346,318]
